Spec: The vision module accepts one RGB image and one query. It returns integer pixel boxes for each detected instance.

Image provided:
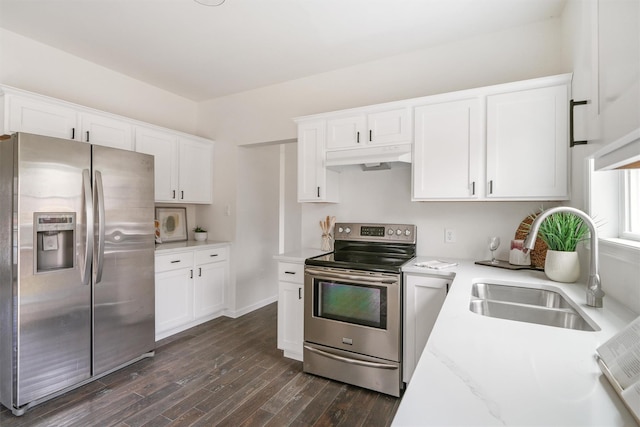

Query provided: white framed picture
[155,207,187,242]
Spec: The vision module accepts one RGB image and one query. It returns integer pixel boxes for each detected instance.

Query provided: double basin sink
[469,282,599,331]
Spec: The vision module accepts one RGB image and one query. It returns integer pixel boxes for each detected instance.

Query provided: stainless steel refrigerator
[0,132,155,416]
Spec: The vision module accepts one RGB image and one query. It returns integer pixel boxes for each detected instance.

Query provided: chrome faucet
[523,206,604,308]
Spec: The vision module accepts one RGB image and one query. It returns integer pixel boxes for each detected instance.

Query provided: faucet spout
[523,207,604,308]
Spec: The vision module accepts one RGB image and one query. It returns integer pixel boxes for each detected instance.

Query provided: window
[622,169,640,241]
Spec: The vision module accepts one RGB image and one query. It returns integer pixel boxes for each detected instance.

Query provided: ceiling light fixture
[194,0,225,5]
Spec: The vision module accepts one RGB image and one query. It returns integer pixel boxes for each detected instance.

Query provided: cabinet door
[8,95,77,140]
[403,275,448,383]
[194,262,226,318]
[80,112,133,150]
[413,99,481,200]
[486,85,568,199]
[298,120,335,202]
[155,268,194,335]
[178,137,212,204]
[326,115,366,149]
[135,127,179,202]
[277,281,304,361]
[368,108,411,145]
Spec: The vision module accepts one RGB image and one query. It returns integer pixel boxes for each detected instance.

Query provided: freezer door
[92,145,155,375]
[14,134,92,406]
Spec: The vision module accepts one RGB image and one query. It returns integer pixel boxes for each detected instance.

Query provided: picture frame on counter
[155,207,187,242]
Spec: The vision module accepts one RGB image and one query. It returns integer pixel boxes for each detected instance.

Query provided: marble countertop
[393,257,638,426]
[155,240,230,253]
[273,248,329,264]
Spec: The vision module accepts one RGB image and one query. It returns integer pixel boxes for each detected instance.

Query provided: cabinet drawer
[195,246,228,265]
[156,251,194,273]
[278,262,304,284]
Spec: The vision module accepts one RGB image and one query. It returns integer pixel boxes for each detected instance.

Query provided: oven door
[304,266,401,362]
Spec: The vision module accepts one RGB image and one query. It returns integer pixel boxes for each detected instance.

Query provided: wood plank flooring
[0,303,401,426]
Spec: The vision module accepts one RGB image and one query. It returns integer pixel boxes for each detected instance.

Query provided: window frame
[620,169,640,242]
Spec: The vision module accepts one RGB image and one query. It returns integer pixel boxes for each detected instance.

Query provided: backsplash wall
[300,166,558,261]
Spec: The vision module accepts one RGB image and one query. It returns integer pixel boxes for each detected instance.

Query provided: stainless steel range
[303,222,416,397]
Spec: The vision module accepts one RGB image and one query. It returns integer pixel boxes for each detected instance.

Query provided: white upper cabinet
[79,112,133,150]
[178,137,213,204]
[413,98,482,200]
[5,94,77,140]
[486,84,569,199]
[135,128,212,204]
[135,127,179,202]
[3,92,133,150]
[297,119,339,202]
[326,108,410,150]
[296,73,570,203]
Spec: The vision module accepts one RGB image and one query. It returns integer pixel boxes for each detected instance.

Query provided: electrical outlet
[445,228,456,243]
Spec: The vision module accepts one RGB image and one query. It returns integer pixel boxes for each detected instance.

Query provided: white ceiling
[0,0,566,101]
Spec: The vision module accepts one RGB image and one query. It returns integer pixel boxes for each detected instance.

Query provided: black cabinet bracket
[570,99,589,147]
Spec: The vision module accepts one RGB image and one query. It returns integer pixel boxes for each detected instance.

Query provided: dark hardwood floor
[0,303,401,426]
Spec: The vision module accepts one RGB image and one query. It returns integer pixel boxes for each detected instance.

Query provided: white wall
[233,144,280,313]
[301,166,560,261]
[0,28,198,134]
[201,19,564,145]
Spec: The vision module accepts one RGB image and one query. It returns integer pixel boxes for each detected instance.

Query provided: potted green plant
[531,212,590,282]
[193,226,208,242]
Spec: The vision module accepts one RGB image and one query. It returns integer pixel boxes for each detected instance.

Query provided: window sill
[597,237,640,263]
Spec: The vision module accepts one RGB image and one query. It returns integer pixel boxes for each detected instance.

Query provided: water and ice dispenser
[34,213,75,272]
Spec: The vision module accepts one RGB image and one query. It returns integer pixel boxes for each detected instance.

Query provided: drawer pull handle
[199,267,202,277]
[170,260,181,264]
[298,287,302,299]
[190,269,193,279]
[285,271,296,275]
[210,254,218,257]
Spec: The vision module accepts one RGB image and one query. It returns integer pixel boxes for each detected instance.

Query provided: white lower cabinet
[155,244,229,340]
[277,261,305,361]
[403,274,449,383]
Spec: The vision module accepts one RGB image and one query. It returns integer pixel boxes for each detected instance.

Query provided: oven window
[314,279,387,329]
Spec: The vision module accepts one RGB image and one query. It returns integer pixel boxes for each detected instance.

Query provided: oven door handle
[305,268,397,285]
[304,345,398,370]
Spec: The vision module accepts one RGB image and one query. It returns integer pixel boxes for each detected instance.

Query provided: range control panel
[334,223,416,244]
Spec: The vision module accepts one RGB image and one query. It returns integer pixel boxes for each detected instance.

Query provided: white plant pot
[544,250,580,283]
[194,232,208,242]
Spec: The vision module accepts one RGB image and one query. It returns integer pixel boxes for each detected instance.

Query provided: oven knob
[405,229,412,236]
[396,229,402,236]
[387,229,394,235]
[344,227,351,234]
[338,227,344,233]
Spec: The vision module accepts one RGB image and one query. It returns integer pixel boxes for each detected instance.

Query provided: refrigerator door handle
[81,169,94,286]
[94,170,106,284]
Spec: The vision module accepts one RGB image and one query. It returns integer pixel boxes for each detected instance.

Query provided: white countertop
[273,248,328,264]
[155,240,230,253]
[394,257,638,426]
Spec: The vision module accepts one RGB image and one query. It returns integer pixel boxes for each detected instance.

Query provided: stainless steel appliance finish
[303,223,416,397]
[0,133,155,416]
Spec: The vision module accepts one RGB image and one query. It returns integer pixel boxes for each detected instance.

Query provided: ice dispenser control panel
[34,212,76,272]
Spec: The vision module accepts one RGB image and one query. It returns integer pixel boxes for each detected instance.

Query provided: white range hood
[325,144,412,171]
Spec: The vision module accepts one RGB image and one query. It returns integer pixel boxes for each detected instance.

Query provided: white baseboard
[224,295,278,319]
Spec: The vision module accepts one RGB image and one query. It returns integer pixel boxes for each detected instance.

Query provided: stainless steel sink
[469,283,598,331]
[472,283,573,309]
